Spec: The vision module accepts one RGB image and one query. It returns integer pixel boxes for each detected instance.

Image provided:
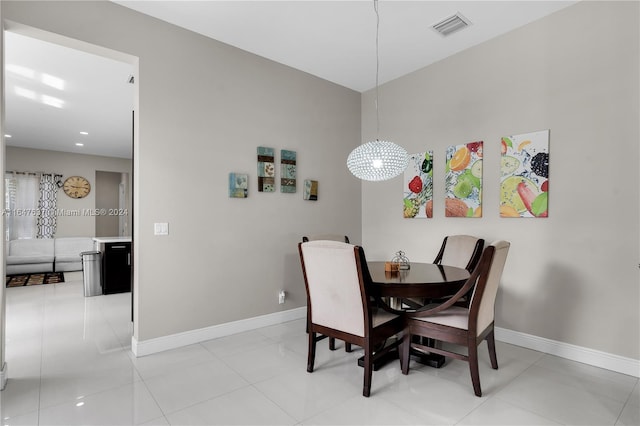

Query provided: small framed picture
[229,173,248,198]
[303,179,318,201]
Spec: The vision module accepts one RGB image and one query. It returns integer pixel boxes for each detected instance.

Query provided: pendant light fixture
[347,0,408,182]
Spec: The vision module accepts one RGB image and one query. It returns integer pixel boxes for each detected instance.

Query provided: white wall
[361,1,639,360]
[1,1,362,343]
[6,146,132,237]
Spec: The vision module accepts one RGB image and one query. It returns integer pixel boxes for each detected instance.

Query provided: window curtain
[37,173,62,238]
[5,172,40,240]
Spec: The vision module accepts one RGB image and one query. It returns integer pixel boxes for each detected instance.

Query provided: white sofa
[6,237,94,275]
[6,239,55,275]
[54,237,95,272]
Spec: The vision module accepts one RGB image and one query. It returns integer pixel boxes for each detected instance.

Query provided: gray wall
[2,1,637,363]
[1,1,362,342]
[6,146,132,237]
[361,1,639,359]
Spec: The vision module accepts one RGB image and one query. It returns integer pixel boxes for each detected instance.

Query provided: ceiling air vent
[432,12,471,37]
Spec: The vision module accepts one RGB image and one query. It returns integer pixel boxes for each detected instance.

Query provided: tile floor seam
[131,371,169,422]
[158,382,256,419]
[532,354,637,404]
[247,382,301,425]
[494,373,625,426]
[614,381,640,426]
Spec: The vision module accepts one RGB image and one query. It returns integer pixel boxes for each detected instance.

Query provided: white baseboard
[131,310,639,379]
[495,327,640,378]
[132,307,306,357]
[0,362,7,390]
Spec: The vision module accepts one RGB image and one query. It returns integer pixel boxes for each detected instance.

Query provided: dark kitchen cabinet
[102,242,131,294]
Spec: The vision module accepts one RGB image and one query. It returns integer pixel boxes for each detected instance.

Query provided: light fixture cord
[374,0,380,141]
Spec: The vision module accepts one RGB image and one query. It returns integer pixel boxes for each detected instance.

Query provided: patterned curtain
[36,173,62,239]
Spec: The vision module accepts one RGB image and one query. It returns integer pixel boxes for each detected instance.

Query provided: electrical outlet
[278,290,286,304]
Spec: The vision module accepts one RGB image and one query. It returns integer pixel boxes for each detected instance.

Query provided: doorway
[2,25,139,371]
[95,171,130,237]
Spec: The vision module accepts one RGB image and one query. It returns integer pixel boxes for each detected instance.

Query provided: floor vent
[432,13,471,36]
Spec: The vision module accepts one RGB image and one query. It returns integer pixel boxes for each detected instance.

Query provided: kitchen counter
[93,236,132,244]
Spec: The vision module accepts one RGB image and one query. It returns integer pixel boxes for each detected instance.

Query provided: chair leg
[363,344,373,397]
[487,330,498,370]
[329,337,336,350]
[307,332,317,373]
[345,342,352,352]
[468,343,482,397]
[400,333,410,375]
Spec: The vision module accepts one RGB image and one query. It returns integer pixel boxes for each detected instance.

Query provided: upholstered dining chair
[403,235,484,310]
[302,234,350,244]
[400,240,510,397]
[434,234,485,273]
[298,240,404,397]
[302,234,352,352]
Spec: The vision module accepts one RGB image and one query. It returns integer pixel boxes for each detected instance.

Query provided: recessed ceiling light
[41,73,65,91]
[41,95,64,108]
[4,134,12,138]
[79,131,88,135]
[75,143,84,147]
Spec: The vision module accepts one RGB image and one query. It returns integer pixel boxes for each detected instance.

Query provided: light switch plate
[154,222,169,235]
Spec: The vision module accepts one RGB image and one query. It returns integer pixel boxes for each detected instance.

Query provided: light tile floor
[0,272,638,425]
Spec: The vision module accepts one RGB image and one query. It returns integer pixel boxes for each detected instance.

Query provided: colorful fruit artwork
[445,142,483,218]
[499,130,549,218]
[403,151,433,219]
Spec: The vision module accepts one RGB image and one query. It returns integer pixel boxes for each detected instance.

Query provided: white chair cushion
[412,306,469,330]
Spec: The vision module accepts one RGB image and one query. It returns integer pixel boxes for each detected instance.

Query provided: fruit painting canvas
[257,146,275,192]
[403,151,433,218]
[445,142,483,217]
[500,129,549,218]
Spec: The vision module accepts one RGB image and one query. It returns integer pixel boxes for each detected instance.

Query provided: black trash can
[80,251,102,297]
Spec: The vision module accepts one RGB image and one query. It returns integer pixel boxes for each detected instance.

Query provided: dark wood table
[361,261,470,369]
[367,261,470,307]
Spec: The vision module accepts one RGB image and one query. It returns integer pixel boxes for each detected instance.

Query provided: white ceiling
[4,1,577,159]
[4,31,135,159]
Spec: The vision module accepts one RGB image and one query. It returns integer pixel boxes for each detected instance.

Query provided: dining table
[359,261,471,369]
[366,261,470,306]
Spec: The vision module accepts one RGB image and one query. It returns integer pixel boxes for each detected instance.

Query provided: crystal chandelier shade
[347,140,409,182]
[347,0,408,182]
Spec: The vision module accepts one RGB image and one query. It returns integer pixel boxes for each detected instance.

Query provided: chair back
[435,235,484,272]
[469,240,510,334]
[302,234,350,243]
[299,240,368,337]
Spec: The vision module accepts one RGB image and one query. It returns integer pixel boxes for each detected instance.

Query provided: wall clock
[63,176,91,199]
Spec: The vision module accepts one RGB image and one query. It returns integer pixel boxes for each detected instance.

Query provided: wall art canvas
[228,173,248,198]
[445,142,483,217]
[500,129,549,218]
[280,149,297,193]
[257,146,275,192]
[403,151,433,218]
[303,179,318,201]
